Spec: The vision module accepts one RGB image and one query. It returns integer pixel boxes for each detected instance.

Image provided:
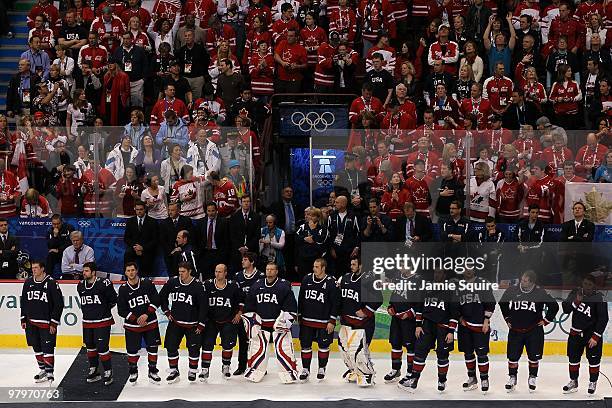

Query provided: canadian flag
[11,139,29,193]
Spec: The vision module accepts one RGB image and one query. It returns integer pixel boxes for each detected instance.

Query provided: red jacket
[496,178,525,220]
[541,146,575,173]
[357,0,397,42]
[404,175,433,218]
[274,40,308,81]
[78,44,108,69]
[479,129,514,155]
[242,29,272,66]
[427,41,460,75]
[405,150,440,178]
[483,75,514,111]
[95,1,127,16]
[459,97,492,130]
[271,18,300,44]
[205,24,237,53]
[0,171,19,218]
[549,80,582,115]
[549,17,585,52]
[90,16,125,54]
[300,26,328,67]
[328,8,357,45]
[181,0,217,28]
[120,7,152,28]
[523,174,560,223]
[249,52,275,95]
[99,71,131,126]
[28,3,60,34]
[214,178,239,217]
[381,188,410,220]
[349,96,384,124]
[575,144,608,176]
[150,98,190,130]
[55,177,82,216]
[152,0,182,20]
[246,5,273,31]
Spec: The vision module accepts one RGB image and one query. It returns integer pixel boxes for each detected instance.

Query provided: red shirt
[274,40,308,81]
[150,98,190,130]
[249,52,275,95]
[496,178,526,220]
[90,16,125,54]
[483,75,514,111]
[328,8,357,45]
[214,178,239,217]
[405,175,433,218]
[349,96,384,124]
[120,7,152,28]
[271,18,300,44]
[0,171,19,217]
[523,174,559,223]
[459,98,492,130]
[300,26,328,67]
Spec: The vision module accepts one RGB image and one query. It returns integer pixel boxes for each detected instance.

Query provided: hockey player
[20,261,64,383]
[562,275,609,395]
[400,269,458,393]
[77,262,117,386]
[297,258,339,381]
[456,267,496,393]
[160,261,208,383]
[233,252,265,375]
[385,267,420,384]
[337,257,382,387]
[117,262,162,384]
[244,262,298,383]
[499,270,559,392]
[200,264,244,381]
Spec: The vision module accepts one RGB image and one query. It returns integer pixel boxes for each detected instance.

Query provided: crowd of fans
[0,0,612,281]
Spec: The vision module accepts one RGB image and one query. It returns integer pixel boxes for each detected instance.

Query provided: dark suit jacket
[502,101,540,130]
[229,210,261,254]
[124,215,158,254]
[196,216,230,258]
[560,219,595,242]
[394,214,433,242]
[159,215,193,255]
[268,200,303,234]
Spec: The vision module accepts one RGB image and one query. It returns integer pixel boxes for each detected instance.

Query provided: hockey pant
[338,325,375,386]
[567,330,603,382]
[164,322,201,372]
[412,319,454,382]
[201,321,238,368]
[83,326,112,371]
[25,322,56,375]
[242,312,298,383]
[457,325,490,379]
[125,327,161,374]
[389,317,416,372]
[507,326,544,378]
[299,324,333,370]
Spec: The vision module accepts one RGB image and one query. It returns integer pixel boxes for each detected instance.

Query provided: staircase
[1,0,36,122]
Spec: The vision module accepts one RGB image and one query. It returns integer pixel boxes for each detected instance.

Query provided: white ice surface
[0,350,610,401]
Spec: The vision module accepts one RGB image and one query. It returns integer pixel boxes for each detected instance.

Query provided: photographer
[333,40,358,93]
[361,198,393,242]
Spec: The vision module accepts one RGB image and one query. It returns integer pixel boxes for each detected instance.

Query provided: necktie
[286,202,295,232]
[173,218,178,228]
[231,147,236,160]
[409,218,415,237]
[207,219,214,249]
[74,247,80,264]
[138,217,143,231]
[1,235,5,246]
[244,212,248,223]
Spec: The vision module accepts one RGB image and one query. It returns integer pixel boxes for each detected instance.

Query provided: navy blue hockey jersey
[245,277,297,327]
[204,279,244,323]
[337,272,382,328]
[20,275,64,329]
[298,273,339,329]
[117,278,160,332]
[499,284,559,331]
[160,276,208,330]
[562,289,609,342]
[77,277,118,328]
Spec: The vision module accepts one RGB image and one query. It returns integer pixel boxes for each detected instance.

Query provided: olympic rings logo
[543,298,572,335]
[291,111,336,132]
[605,227,612,235]
[78,221,91,228]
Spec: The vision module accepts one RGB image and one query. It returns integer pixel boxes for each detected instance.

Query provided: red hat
[33,111,45,119]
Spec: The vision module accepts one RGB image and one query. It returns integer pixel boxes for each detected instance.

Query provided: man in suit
[268,186,302,280]
[560,202,596,284]
[394,202,433,243]
[169,230,198,277]
[197,201,230,280]
[124,201,158,276]
[159,202,193,275]
[502,89,540,130]
[229,194,261,275]
[327,194,361,278]
[0,218,19,279]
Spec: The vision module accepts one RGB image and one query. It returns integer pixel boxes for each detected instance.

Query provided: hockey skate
[128,370,138,385]
[462,376,478,391]
[199,368,210,383]
[166,369,180,384]
[148,369,161,384]
[481,378,490,393]
[188,369,197,382]
[47,373,54,384]
[438,380,447,392]
[357,373,374,387]
[342,369,357,383]
[316,367,326,380]
[588,381,597,395]
[222,365,231,379]
[384,369,401,383]
[34,369,47,383]
[563,380,578,394]
[299,368,310,381]
[86,367,101,383]
[505,375,517,392]
[103,369,113,386]
[528,375,537,392]
[398,376,417,393]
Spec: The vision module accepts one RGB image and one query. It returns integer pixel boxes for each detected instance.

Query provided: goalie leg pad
[338,325,357,372]
[242,313,269,383]
[274,330,298,383]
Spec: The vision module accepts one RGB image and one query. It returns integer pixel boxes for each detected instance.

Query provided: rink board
[1,281,611,355]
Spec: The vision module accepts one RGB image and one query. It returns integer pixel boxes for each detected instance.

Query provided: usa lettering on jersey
[128,294,151,309]
[169,292,193,305]
[257,293,278,304]
[509,300,537,312]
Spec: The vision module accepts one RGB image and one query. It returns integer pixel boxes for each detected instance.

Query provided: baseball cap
[229,159,240,168]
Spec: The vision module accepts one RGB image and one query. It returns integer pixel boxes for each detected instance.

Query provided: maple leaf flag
[11,139,29,193]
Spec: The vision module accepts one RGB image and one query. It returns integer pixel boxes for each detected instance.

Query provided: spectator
[548,2,583,56]
[151,42,174,98]
[468,161,497,223]
[483,12,516,76]
[90,7,125,54]
[365,32,395,74]
[451,64,475,102]
[395,201,433,243]
[327,195,361,277]
[427,24,459,75]
[155,110,190,159]
[216,58,244,109]
[575,132,608,179]
[423,59,454,106]
[58,11,88,55]
[6,59,41,120]
[329,0,357,47]
[126,16,152,51]
[333,42,359,94]
[357,0,396,56]
[175,14,207,50]
[208,40,240,94]
[259,214,286,273]
[178,29,210,101]
[73,145,92,179]
[361,198,393,242]
[115,164,144,218]
[99,58,131,126]
[20,188,51,218]
[549,64,582,131]
[149,84,190,130]
[160,143,187,195]
[66,89,95,140]
[61,230,94,279]
[271,3,300,44]
[123,200,158,276]
[503,88,540,130]
[206,15,238,54]
[171,164,208,219]
[187,128,221,178]
[228,194,262,273]
[81,161,116,217]
[121,0,152,29]
[380,172,410,221]
[405,159,433,218]
[29,14,55,57]
[435,162,464,217]
[594,151,612,182]
[140,174,167,220]
[249,40,275,101]
[169,229,199,277]
[78,32,108,73]
[113,32,148,109]
[364,53,394,106]
[124,109,149,151]
[134,134,162,176]
[32,80,65,126]
[21,36,51,81]
[147,13,181,55]
[46,214,74,278]
[274,28,307,93]
[208,170,238,217]
[219,132,248,176]
[0,218,20,279]
[197,201,230,279]
[0,159,20,218]
[55,164,82,216]
[159,201,193,272]
[79,61,102,107]
[295,207,327,278]
[349,83,384,127]
[541,133,575,176]
[244,15,272,68]
[106,135,138,180]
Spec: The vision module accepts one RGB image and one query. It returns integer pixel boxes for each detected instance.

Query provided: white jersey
[467,176,497,222]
